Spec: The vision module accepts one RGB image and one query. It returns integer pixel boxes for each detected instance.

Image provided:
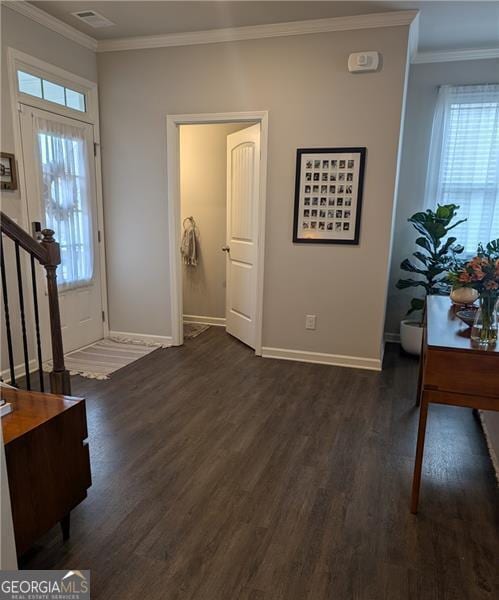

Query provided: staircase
[1,211,70,394]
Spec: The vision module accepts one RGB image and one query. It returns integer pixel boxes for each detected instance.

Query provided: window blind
[424,84,499,254]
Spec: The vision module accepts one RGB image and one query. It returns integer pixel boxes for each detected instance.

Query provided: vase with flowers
[448,240,499,345]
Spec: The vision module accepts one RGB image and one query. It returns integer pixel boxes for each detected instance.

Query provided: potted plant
[448,239,499,345]
[396,204,466,355]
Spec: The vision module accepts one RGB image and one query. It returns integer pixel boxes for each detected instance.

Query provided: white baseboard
[1,358,39,384]
[183,314,226,327]
[109,330,173,347]
[384,332,401,344]
[261,346,382,371]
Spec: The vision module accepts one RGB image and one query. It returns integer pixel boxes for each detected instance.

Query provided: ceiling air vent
[72,10,115,28]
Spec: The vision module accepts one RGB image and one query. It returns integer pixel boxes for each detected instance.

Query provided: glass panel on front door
[37,127,94,289]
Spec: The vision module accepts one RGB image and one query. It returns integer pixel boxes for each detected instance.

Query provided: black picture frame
[293,147,366,244]
[0,152,18,191]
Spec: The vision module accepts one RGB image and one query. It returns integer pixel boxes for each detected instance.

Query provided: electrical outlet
[305,315,316,330]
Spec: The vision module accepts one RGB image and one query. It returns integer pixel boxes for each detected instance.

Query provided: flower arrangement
[448,239,499,344]
[448,239,499,294]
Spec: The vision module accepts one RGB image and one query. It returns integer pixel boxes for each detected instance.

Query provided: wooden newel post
[40,229,71,396]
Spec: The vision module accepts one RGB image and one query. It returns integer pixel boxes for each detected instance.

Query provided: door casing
[7,48,110,343]
[166,111,269,354]
[19,105,105,355]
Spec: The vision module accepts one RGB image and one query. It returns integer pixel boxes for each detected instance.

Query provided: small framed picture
[0,153,18,191]
[293,147,366,244]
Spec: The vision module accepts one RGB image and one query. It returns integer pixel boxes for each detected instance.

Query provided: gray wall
[181,123,248,321]
[0,5,97,373]
[385,58,499,336]
[98,25,411,364]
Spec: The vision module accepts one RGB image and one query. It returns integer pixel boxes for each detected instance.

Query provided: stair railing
[1,211,71,395]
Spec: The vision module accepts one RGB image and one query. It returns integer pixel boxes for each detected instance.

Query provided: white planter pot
[400,319,423,355]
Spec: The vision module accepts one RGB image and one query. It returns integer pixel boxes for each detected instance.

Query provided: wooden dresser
[411,295,499,513]
[1,387,91,555]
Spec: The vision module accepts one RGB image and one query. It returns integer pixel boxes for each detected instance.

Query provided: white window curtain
[424,84,499,254]
[33,115,94,289]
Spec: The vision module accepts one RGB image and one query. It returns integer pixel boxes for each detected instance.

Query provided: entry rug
[44,337,165,380]
[184,323,210,339]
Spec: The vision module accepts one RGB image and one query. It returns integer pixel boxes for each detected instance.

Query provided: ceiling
[30,1,499,52]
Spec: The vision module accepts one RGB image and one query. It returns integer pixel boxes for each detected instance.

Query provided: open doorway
[166,112,268,354]
[180,122,251,339]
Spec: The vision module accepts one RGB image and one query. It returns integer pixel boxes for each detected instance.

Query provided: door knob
[222,245,230,253]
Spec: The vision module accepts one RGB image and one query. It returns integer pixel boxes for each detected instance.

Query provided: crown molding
[4,1,98,51]
[96,10,419,53]
[8,3,494,67]
[408,11,420,62]
[413,47,499,64]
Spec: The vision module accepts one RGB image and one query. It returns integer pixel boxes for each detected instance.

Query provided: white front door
[225,123,260,349]
[20,105,104,355]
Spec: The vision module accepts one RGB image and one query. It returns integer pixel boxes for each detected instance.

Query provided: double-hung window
[424,84,499,254]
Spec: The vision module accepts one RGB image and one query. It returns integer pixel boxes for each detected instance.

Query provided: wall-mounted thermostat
[348,52,380,73]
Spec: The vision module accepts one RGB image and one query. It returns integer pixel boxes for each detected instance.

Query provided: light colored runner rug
[184,323,210,339]
[44,338,164,380]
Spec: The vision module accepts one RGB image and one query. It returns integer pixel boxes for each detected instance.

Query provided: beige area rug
[184,323,210,339]
[44,337,165,380]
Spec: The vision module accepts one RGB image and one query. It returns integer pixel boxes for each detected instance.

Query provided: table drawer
[425,348,499,399]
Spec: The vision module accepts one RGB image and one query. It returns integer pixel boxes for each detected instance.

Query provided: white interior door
[20,105,104,355]
[225,123,260,349]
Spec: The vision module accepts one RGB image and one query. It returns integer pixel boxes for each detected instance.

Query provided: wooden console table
[411,295,499,513]
[1,387,91,555]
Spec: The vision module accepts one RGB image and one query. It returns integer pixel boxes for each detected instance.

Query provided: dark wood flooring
[20,328,498,599]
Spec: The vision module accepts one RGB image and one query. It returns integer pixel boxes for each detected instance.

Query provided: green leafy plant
[396,204,466,317]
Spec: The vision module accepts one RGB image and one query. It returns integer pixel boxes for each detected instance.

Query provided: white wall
[180,123,248,321]
[0,5,98,373]
[385,58,499,336]
[98,25,411,366]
